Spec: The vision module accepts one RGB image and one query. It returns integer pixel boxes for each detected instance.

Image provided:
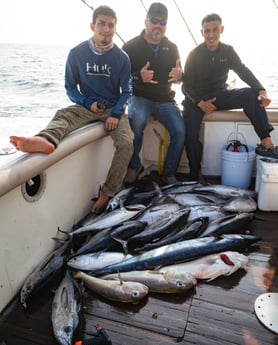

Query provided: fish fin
[119,199,125,210]
[111,236,128,255]
[94,249,108,258]
[212,234,222,241]
[52,236,68,243]
[205,274,222,282]
[117,271,123,285]
[56,227,70,238]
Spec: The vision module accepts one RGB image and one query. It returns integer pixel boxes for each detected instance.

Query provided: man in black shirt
[182,13,277,181]
[122,2,185,186]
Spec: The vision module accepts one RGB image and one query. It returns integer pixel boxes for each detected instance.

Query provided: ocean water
[0,43,70,143]
[0,42,277,147]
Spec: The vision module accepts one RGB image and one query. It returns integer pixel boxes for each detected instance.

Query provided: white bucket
[221,145,256,189]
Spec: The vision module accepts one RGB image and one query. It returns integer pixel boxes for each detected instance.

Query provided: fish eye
[132,291,139,297]
[64,326,72,334]
[176,281,186,288]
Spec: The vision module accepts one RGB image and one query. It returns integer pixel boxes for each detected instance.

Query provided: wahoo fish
[103,270,197,294]
[20,241,70,308]
[161,251,248,281]
[67,252,133,271]
[93,234,261,277]
[73,270,149,303]
[52,270,83,345]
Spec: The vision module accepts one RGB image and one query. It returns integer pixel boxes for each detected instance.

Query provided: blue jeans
[128,96,185,177]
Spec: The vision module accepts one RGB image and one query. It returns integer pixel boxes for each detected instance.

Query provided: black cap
[147,2,168,19]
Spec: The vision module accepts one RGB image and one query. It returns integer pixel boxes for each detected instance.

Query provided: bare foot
[9,136,55,153]
[91,191,110,213]
[261,137,274,149]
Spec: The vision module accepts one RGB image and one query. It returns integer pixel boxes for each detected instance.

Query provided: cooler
[255,156,278,211]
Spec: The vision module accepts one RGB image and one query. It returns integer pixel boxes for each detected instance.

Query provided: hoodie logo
[86,62,111,77]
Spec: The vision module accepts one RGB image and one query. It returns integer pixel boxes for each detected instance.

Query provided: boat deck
[0,175,277,345]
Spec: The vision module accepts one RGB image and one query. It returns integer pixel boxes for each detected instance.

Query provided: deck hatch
[21,172,47,202]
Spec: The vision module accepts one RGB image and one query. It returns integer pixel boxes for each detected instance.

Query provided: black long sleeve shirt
[182,42,265,105]
[122,30,180,102]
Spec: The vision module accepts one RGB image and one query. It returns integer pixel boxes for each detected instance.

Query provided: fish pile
[19,182,261,345]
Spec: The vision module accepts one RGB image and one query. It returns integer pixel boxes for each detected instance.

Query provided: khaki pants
[38,105,134,196]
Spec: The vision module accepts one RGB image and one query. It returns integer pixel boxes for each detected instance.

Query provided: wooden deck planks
[0,182,278,345]
[83,290,192,338]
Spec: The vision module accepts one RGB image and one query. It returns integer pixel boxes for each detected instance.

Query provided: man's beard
[150,30,163,42]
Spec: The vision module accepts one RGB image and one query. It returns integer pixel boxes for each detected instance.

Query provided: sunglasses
[148,17,167,26]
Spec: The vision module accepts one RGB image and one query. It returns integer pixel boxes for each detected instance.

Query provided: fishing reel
[74,325,112,345]
[97,100,106,110]
[226,140,248,152]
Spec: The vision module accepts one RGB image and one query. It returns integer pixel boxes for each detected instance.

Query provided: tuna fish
[135,201,182,225]
[167,192,222,207]
[193,184,257,199]
[51,270,83,345]
[68,204,146,238]
[106,186,134,211]
[136,217,209,252]
[199,212,255,237]
[67,252,133,271]
[221,196,257,213]
[20,241,70,308]
[73,220,147,256]
[186,205,228,222]
[128,207,190,246]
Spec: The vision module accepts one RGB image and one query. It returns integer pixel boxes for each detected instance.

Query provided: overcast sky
[0,0,277,73]
[0,1,276,44]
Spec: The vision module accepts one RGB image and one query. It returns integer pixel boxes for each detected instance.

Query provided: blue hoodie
[65,38,132,118]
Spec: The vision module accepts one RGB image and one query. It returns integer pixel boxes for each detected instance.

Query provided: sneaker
[160,175,180,186]
[255,144,278,159]
[124,165,144,184]
[188,173,199,182]
[188,172,209,185]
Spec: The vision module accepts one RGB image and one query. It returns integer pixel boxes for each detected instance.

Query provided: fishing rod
[139,0,148,12]
[273,0,278,9]
[172,0,198,46]
[80,0,125,44]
